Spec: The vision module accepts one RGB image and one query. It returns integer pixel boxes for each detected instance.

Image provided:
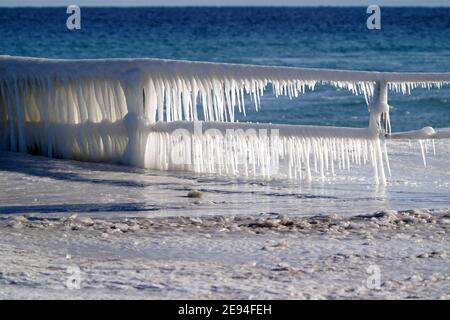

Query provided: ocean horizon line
[1,5,450,8]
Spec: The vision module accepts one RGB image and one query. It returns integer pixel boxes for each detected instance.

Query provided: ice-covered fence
[0,56,449,184]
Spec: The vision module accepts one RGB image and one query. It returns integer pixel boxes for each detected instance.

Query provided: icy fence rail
[0,56,449,184]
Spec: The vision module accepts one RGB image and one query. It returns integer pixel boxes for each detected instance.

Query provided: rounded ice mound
[420,126,436,137]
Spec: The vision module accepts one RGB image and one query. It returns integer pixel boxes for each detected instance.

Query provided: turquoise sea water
[0,7,449,130]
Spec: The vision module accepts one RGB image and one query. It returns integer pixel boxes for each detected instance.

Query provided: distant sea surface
[1,7,449,130]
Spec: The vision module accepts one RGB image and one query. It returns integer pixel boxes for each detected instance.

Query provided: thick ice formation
[0,56,449,184]
[144,121,386,183]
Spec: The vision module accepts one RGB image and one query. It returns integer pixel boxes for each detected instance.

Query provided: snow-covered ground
[0,140,449,299]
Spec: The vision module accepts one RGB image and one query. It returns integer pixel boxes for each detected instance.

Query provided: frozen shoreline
[1,139,450,218]
[0,209,449,299]
[0,147,449,299]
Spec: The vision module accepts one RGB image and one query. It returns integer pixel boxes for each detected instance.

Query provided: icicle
[419,140,427,167]
[382,139,391,177]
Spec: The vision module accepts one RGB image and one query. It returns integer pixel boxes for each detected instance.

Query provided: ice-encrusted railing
[0,56,449,184]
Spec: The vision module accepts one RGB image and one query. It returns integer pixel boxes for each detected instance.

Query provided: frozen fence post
[368,80,390,135]
[367,81,390,185]
[121,69,149,168]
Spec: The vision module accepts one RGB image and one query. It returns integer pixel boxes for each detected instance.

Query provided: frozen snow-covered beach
[1,208,449,299]
[0,140,449,299]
